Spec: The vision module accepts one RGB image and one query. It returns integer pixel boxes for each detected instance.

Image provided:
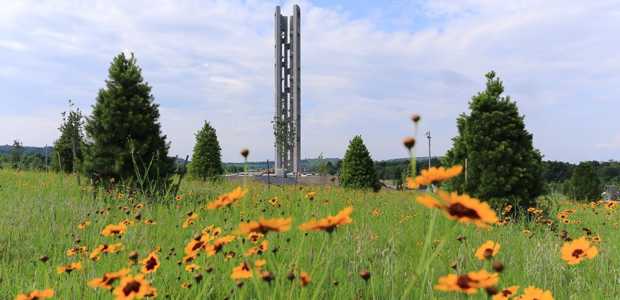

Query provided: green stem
[401,208,437,299]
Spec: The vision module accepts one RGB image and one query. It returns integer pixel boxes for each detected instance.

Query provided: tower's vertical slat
[292,5,301,174]
[282,14,290,173]
[274,6,283,173]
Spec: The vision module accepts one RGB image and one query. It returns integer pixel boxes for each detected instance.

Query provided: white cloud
[0,0,619,162]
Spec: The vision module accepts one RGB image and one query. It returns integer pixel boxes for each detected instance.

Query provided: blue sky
[1,0,619,163]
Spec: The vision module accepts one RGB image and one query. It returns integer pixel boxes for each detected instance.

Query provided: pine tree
[52,100,84,173]
[339,135,379,190]
[83,53,174,190]
[445,71,543,209]
[9,140,23,169]
[189,121,223,180]
[569,162,600,201]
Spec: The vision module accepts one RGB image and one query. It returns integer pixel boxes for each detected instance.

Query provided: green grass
[1,169,618,299]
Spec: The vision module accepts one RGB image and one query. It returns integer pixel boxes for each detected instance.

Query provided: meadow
[1,169,618,299]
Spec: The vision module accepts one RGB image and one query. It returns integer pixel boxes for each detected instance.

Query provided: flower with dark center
[417,190,498,228]
[475,241,500,261]
[407,165,462,189]
[141,251,160,274]
[88,268,130,290]
[560,237,598,265]
[56,262,82,274]
[14,288,54,300]
[299,207,353,233]
[435,269,499,295]
[515,286,552,300]
[238,217,292,235]
[113,274,156,300]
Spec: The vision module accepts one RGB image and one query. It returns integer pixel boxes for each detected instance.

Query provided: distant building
[603,185,619,201]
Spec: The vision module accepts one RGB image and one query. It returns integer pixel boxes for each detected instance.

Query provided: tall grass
[1,169,618,299]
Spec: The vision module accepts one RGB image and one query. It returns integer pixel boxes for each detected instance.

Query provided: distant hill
[0,145,439,168]
[0,145,53,156]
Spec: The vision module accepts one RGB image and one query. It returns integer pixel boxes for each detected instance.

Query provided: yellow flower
[475,241,500,260]
[66,246,88,257]
[206,187,247,209]
[254,259,267,268]
[247,232,264,243]
[57,262,82,274]
[88,268,130,290]
[299,207,353,233]
[78,220,91,230]
[407,165,462,189]
[371,208,381,217]
[268,197,280,207]
[113,274,157,300]
[244,240,269,257]
[238,217,292,235]
[141,251,160,274]
[101,223,127,237]
[182,212,199,229]
[492,286,519,300]
[305,191,316,200]
[590,235,602,243]
[514,286,553,300]
[300,272,311,287]
[90,243,123,261]
[604,201,618,210]
[416,190,498,228]
[184,263,200,272]
[435,269,499,295]
[15,289,54,300]
[205,235,236,257]
[231,262,252,280]
[560,237,598,265]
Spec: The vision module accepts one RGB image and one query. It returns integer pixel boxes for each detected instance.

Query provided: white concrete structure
[274,5,301,176]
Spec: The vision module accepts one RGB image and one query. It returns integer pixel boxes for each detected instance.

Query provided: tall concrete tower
[274,5,301,176]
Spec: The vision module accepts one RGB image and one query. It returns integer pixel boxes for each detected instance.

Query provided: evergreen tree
[52,101,84,173]
[339,135,379,190]
[83,53,174,190]
[569,162,600,201]
[189,121,223,180]
[445,71,543,209]
[9,140,23,169]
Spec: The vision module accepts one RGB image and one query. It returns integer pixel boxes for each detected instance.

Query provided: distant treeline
[542,160,620,184]
[2,144,618,195]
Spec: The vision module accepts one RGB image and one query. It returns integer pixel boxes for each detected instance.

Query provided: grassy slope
[0,170,618,299]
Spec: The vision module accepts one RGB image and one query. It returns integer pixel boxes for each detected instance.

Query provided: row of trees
[0,140,50,170]
[544,160,620,201]
[5,52,612,206]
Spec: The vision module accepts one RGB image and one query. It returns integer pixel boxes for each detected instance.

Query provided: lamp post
[425,131,432,169]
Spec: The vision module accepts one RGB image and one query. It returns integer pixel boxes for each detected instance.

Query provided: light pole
[425,131,432,169]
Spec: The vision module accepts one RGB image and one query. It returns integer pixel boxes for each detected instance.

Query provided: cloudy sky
[1,0,619,163]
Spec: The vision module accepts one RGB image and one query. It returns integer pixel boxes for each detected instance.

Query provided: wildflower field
[2,169,619,299]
